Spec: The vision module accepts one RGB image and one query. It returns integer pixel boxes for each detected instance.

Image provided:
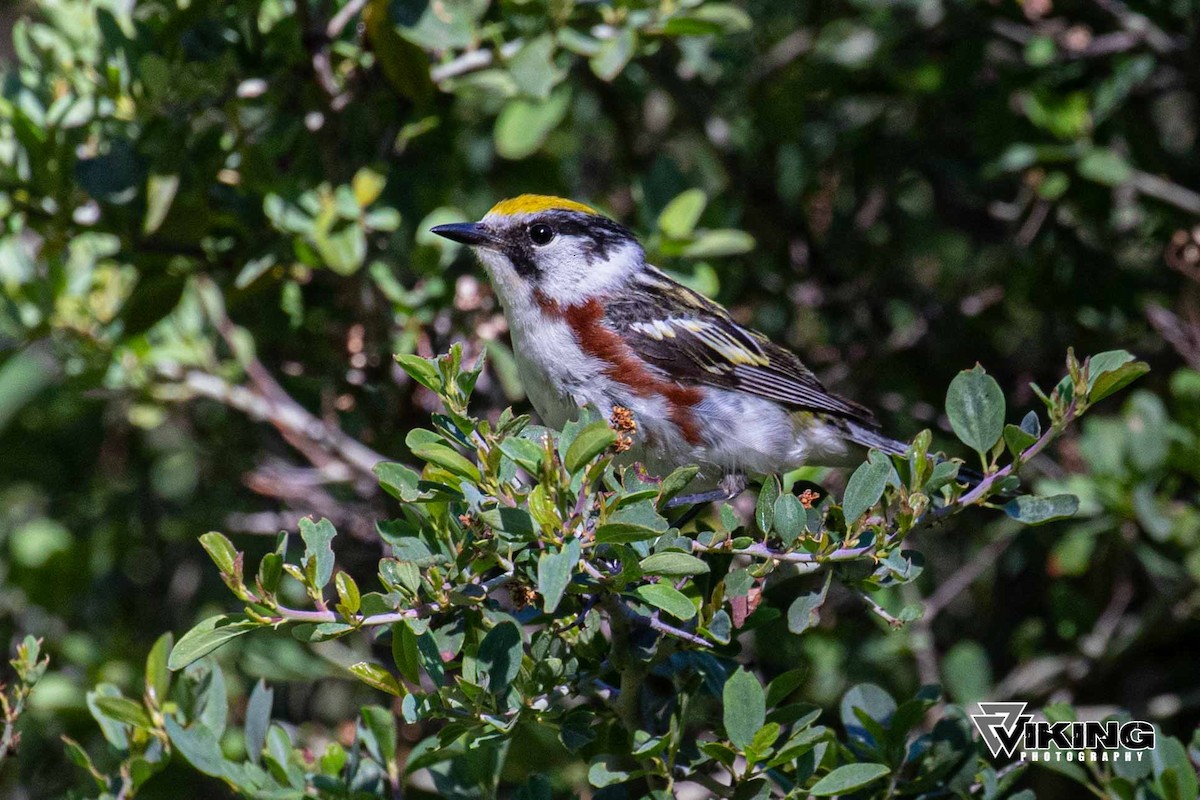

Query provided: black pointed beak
[430,222,496,247]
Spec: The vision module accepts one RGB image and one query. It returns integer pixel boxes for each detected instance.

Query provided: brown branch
[1146,303,1200,370]
[938,399,1076,517]
[326,0,367,38]
[923,533,1020,620]
[158,366,385,480]
[1129,170,1200,215]
[430,40,523,83]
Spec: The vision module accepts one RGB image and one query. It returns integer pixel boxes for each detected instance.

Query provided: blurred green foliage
[1,0,1199,796]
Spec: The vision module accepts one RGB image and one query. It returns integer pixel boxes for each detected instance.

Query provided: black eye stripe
[503,239,539,278]
[536,212,636,264]
[499,211,641,279]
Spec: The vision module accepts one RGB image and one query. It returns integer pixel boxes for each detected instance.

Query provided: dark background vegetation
[1,0,1198,796]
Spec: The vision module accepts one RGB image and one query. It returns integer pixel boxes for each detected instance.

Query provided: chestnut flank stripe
[536,291,703,445]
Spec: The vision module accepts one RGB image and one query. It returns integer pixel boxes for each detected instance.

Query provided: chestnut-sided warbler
[433,195,913,503]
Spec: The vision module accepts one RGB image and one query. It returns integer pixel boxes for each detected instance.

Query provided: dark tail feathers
[844,421,986,490]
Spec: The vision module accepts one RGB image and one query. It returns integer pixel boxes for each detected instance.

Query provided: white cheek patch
[539,239,641,305]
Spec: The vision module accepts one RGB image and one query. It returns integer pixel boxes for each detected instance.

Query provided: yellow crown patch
[487,194,600,218]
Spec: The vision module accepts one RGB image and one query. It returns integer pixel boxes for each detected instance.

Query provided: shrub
[62,346,1193,799]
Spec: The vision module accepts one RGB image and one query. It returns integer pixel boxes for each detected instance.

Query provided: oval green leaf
[810,762,891,796]
[564,419,617,474]
[946,364,1006,455]
[635,583,696,620]
[168,615,258,671]
[723,668,765,751]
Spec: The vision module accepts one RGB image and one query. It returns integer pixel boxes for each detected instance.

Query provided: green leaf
[145,632,173,703]
[773,493,806,545]
[756,475,781,533]
[93,696,153,730]
[635,583,696,620]
[723,668,765,751]
[1003,423,1038,457]
[842,450,891,526]
[375,461,425,502]
[365,6,434,106]
[494,88,571,160]
[507,34,564,100]
[682,229,756,258]
[588,755,633,788]
[143,173,179,235]
[1003,494,1079,525]
[300,517,337,590]
[1087,350,1149,403]
[244,680,273,765]
[391,622,420,685]
[1078,148,1133,187]
[1152,734,1199,800]
[168,615,258,670]
[198,531,237,575]
[639,552,709,577]
[564,419,617,473]
[164,717,230,778]
[410,442,481,481]
[596,502,670,543]
[413,627,445,687]
[360,705,398,771]
[395,354,441,392]
[87,685,128,749]
[537,539,580,614]
[786,573,832,635]
[500,438,544,474]
[657,189,707,238]
[946,364,1006,455]
[809,763,891,796]
[335,571,361,615]
[349,662,405,696]
[707,610,732,645]
[314,218,367,275]
[942,641,993,703]
[765,669,808,708]
[590,27,635,81]
[656,465,700,508]
[477,621,523,692]
[257,552,282,595]
[924,460,960,493]
[380,559,422,596]
[840,683,896,736]
[351,168,386,207]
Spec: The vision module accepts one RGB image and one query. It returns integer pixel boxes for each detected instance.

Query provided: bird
[432,194,920,505]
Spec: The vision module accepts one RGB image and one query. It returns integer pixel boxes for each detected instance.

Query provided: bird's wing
[604,268,878,425]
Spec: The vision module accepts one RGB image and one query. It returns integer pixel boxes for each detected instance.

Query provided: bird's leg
[664,474,748,526]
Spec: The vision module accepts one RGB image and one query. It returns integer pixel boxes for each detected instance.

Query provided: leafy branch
[139,344,1149,798]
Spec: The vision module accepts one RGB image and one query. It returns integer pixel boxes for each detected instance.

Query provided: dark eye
[528,223,555,246]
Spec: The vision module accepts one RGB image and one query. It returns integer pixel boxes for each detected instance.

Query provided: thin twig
[689,540,874,565]
[161,366,386,479]
[648,613,710,647]
[273,573,513,627]
[1130,170,1200,215]
[857,590,904,629]
[923,533,1020,619]
[326,0,368,38]
[430,40,523,83]
[943,400,1076,513]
